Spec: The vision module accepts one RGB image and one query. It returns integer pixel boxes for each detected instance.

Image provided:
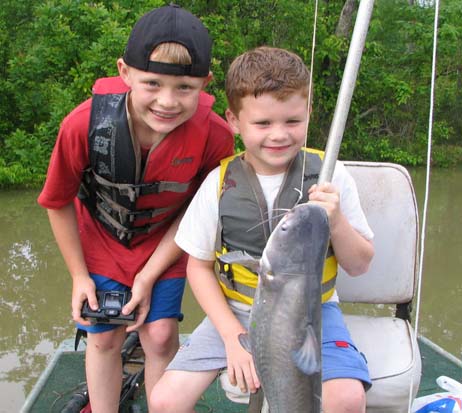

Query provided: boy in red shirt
[38,4,233,411]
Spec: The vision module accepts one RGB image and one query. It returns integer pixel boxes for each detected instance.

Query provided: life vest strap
[322,274,337,296]
[92,171,191,202]
[216,271,256,298]
[96,203,165,241]
[216,253,337,302]
[95,190,179,223]
[137,181,191,195]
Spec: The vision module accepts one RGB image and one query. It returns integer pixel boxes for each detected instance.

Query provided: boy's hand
[224,333,260,394]
[72,275,97,326]
[123,275,152,332]
[308,183,341,228]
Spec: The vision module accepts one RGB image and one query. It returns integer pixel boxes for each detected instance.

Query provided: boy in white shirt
[150,46,374,413]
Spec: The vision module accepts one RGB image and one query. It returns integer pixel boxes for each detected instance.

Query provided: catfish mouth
[279,209,298,231]
[260,251,271,275]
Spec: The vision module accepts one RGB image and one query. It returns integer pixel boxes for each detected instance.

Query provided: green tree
[1,0,164,186]
[0,0,461,187]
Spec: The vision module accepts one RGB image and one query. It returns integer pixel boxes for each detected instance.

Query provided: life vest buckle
[119,186,137,202]
[216,258,235,290]
[126,209,156,221]
[137,182,161,195]
[116,229,127,241]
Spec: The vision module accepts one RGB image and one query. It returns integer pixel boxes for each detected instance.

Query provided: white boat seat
[340,161,422,413]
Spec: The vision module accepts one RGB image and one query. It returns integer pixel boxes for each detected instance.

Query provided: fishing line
[296,0,319,205]
[407,1,439,411]
[246,210,291,232]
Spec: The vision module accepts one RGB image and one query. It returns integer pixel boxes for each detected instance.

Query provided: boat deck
[417,336,462,396]
[22,336,461,412]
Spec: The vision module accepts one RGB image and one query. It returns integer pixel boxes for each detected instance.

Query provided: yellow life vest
[215,149,338,305]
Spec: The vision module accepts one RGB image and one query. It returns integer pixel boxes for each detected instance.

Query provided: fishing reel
[81,290,135,325]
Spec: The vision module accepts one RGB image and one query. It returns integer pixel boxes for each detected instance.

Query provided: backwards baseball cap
[123,4,212,77]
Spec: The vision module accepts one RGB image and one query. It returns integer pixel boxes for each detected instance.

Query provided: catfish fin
[219,251,260,273]
[291,324,321,375]
[238,333,252,354]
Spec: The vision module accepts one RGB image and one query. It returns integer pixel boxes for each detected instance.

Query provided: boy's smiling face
[226,92,309,175]
[118,59,211,146]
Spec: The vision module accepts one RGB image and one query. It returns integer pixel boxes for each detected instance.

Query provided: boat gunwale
[20,339,85,413]
[418,335,462,368]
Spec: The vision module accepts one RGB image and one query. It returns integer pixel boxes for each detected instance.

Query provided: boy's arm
[309,183,374,276]
[328,208,374,276]
[123,211,185,331]
[47,204,98,325]
[187,256,260,393]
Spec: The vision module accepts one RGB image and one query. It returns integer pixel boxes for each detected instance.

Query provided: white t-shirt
[175,159,373,301]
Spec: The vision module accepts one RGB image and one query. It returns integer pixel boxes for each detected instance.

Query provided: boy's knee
[322,378,366,413]
[339,389,366,413]
[150,381,186,413]
[150,392,173,413]
[87,329,124,353]
[141,318,179,353]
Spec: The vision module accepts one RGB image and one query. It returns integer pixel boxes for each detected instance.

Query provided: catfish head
[261,203,330,277]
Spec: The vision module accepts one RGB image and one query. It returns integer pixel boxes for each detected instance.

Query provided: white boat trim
[418,335,462,368]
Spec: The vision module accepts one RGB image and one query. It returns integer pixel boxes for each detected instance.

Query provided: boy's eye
[147,80,160,88]
[287,119,302,124]
[255,121,270,126]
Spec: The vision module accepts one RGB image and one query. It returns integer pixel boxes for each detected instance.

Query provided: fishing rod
[318,0,375,184]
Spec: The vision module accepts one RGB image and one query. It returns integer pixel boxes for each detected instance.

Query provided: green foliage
[0,0,461,187]
[334,0,461,165]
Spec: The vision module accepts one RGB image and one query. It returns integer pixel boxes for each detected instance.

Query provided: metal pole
[318,0,375,184]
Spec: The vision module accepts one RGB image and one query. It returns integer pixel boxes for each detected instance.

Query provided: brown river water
[0,166,461,411]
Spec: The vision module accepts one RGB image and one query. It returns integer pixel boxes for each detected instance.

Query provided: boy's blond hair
[225,46,311,114]
[151,42,192,65]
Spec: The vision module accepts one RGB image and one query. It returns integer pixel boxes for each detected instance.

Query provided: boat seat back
[339,161,422,413]
[338,161,419,303]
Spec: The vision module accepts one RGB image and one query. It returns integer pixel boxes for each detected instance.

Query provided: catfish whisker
[246,210,291,232]
[272,208,291,214]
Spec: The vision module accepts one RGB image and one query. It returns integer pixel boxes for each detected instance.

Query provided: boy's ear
[201,72,213,89]
[117,58,131,86]
[225,108,240,135]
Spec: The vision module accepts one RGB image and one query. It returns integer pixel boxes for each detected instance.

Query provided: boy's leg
[138,277,186,398]
[150,308,241,412]
[321,302,370,413]
[150,369,219,413]
[138,317,180,399]
[77,274,133,413]
[322,378,366,413]
[85,326,127,413]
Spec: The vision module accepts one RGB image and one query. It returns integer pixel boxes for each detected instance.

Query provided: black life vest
[78,78,211,248]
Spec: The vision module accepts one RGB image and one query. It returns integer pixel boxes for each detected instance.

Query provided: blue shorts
[321,302,371,390]
[77,273,186,334]
[168,301,371,390]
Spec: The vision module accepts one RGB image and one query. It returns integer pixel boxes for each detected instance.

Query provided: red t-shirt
[38,77,234,286]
